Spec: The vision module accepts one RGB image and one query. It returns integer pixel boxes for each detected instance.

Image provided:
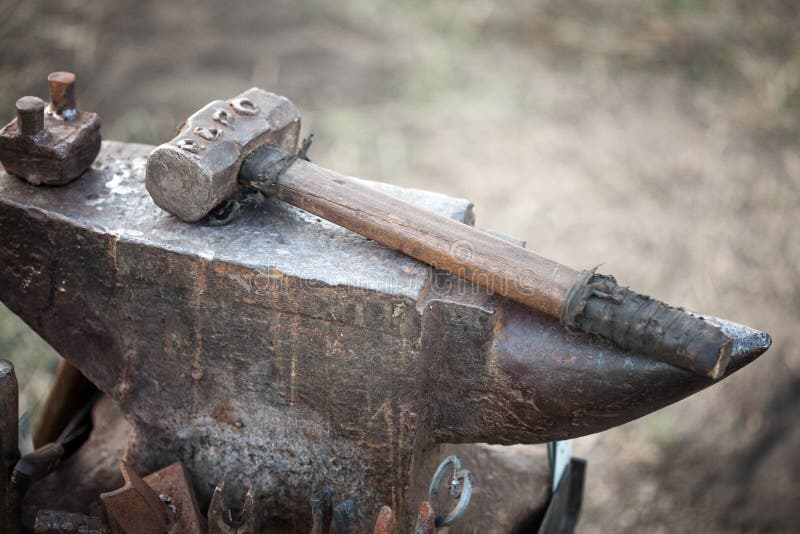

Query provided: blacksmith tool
[100,462,171,534]
[208,480,260,534]
[147,88,730,378]
[101,461,205,534]
[372,506,393,534]
[0,138,771,529]
[32,360,96,449]
[7,393,96,534]
[412,502,436,534]
[0,72,101,185]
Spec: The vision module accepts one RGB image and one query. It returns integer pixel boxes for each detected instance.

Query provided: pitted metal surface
[0,141,770,531]
[0,141,472,300]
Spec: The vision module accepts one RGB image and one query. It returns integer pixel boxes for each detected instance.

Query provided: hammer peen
[146,88,732,378]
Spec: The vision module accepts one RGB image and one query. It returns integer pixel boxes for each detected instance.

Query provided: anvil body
[0,142,770,530]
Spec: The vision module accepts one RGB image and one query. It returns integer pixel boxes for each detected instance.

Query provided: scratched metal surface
[0,140,473,300]
[0,140,772,532]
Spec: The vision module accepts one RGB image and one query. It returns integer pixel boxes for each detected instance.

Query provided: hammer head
[145,88,301,222]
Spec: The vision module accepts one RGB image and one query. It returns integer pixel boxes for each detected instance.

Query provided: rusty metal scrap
[371,506,392,534]
[412,502,435,534]
[208,480,260,534]
[100,461,205,534]
[143,462,205,534]
[10,442,65,498]
[100,462,171,534]
[0,72,100,185]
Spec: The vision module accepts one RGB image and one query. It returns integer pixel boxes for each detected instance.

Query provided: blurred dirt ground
[1,0,798,531]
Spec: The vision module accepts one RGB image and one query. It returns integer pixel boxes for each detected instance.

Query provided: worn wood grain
[271,158,580,318]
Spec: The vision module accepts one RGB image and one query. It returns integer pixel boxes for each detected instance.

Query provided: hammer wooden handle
[250,153,577,316]
[241,145,732,378]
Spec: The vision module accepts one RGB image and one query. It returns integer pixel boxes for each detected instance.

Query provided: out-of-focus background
[1,0,798,531]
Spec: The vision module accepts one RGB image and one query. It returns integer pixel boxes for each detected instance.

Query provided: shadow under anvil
[0,141,770,530]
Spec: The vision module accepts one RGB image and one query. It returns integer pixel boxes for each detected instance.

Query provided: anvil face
[0,142,770,530]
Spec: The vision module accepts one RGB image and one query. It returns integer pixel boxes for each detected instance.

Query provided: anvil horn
[0,141,770,528]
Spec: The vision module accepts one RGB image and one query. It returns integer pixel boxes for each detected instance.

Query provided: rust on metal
[412,502,435,534]
[33,509,107,533]
[372,505,393,534]
[149,88,732,378]
[100,462,169,534]
[10,442,65,499]
[145,87,301,222]
[0,141,772,530]
[142,461,205,534]
[15,97,45,136]
[0,72,100,185]
[47,72,78,119]
[208,480,260,534]
[33,360,96,449]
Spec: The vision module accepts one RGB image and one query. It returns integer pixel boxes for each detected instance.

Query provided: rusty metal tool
[7,391,98,534]
[372,506,392,534]
[33,509,108,533]
[33,360,96,449]
[146,88,731,378]
[100,461,205,534]
[0,140,772,529]
[100,462,170,534]
[0,72,101,185]
[208,480,260,534]
[143,462,205,534]
[412,502,435,534]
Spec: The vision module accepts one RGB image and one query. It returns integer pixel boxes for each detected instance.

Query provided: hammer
[146,88,732,378]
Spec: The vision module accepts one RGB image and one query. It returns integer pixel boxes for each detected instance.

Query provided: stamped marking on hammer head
[145,88,301,222]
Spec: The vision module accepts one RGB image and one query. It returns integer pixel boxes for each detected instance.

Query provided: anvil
[0,141,770,530]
